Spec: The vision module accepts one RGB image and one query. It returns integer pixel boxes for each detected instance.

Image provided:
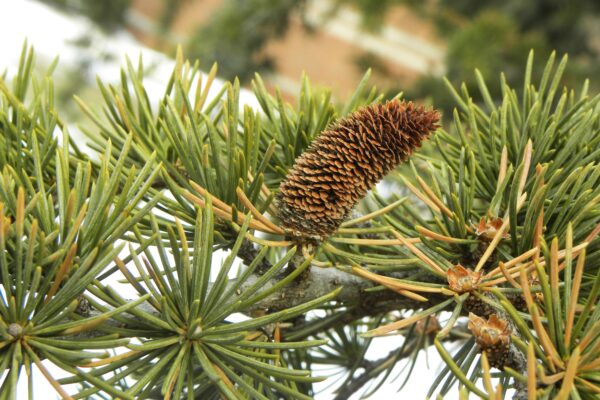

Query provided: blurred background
[6,0,600,117]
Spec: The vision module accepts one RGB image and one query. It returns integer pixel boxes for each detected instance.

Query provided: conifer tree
[1,43,599,399]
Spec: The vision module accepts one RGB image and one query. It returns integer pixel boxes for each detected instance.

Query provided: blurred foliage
[37,0,131,31]
[432,0,600,56]
[446,12,547,93]
[406,0,600,112]
[187,0,301,82]
[331,0,400,31]
[159,0,186,32]
[409,11,549,112]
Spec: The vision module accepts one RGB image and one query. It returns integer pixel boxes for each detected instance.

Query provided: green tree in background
[432,0,600,56]
[38,0,131,31]
[409,10,549,112]
[406,0,600,110]
[187,0,300,82]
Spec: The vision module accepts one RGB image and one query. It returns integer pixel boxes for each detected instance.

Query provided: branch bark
[239,265,428,312]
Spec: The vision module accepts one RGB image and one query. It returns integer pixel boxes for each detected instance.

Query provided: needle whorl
[277,99,440,238]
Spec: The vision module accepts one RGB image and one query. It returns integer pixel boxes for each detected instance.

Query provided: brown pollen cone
[277,99,440,238]
[468,313,512,369]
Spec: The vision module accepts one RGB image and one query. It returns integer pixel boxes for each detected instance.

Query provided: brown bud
[474,216,509,241]
[468,313,513,369]
[468,313,511,348]
[277,100,439,238]
[447,264,482,293]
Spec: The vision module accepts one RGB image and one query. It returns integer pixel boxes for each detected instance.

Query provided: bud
[474,216,509,241]
[447,264,482,293]
[8,323,23,339]
[468,313,512,369]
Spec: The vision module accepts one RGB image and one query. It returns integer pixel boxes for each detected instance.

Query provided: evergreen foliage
[1,42,599,399]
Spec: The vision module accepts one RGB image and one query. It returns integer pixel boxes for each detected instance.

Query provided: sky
[0,1,467,399]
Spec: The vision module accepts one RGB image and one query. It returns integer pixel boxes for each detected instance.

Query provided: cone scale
[277,99,440,238]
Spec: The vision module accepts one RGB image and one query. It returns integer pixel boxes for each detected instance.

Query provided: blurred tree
[434,0,600,56]
[408,10,549,111]
[159,0,186,31]
[37,0,131,31]
[406,0,600,111]
[445,12,547,95]
[331,0,403,31]
[186,0,301,82]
